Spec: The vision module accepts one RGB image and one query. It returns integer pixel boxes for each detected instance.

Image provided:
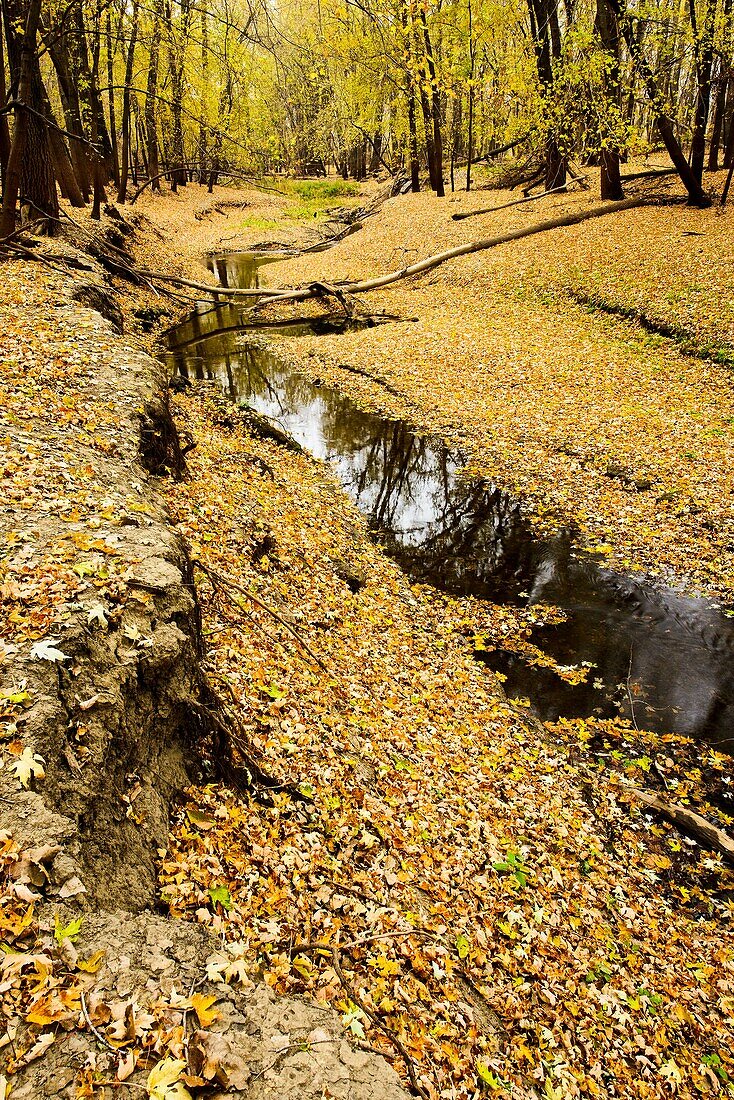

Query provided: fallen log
[452,175,588,221]
[133,195,645,305]
[253,195,646,308]
[632,788,734,866]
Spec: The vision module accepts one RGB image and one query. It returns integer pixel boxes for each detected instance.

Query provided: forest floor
[0,170,733,1100]
[139,174,734,1097]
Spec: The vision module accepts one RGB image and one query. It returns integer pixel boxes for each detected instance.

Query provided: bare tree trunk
[466,0,475,191]
[198,4,208,182]
[117,0,139,203]
[105,6,119,186]
[400,1,420,191]
[528,0,567,189]
[145,0,162,192]
[1,0,36,234]
[420,6,444,196]
[596,0,624,198]
[707,0,731,168]
[41,85,85,207]
[44,22,92,200]
[607,0,711,205]
[0,10,12,177]
[1,0,59,236]
[688,0,717,184]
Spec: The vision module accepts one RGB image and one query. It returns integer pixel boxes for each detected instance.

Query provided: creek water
[163,252,734,750]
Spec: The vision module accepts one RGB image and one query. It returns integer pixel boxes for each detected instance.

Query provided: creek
[163,251,734,750]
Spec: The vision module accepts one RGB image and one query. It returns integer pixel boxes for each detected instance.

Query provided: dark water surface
[163,253,734,748]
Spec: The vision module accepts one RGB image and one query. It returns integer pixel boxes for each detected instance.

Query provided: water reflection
[162,253,734,747]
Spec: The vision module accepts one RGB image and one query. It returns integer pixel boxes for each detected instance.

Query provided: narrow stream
[163,252,734,750]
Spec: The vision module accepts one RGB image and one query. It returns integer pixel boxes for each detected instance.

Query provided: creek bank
[0,205,410,1099]
[165,250,734,749]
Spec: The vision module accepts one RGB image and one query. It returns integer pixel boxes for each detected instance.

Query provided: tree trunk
[596,0,624,199]
[528,0,567,190]
[44,21,92,200]
[41,86,85,207]
[420,6,444,196]
[117,0,139,203]
[1,0,58,237]
[401,1,420,191]
[688,0,717,184]
[607,0,711,205]
[106,6,119,186]
[707,0,732,169]
[145,0,162,191]
[466,0,475,191]
[0,10,12,177]
[198,5,208,182]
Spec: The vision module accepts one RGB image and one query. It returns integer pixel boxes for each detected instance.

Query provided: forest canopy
[0,0,731,237]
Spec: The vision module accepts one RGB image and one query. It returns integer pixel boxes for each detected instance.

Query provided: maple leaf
[146,1057,193,1100]
[87,605,108,628]
[341,1002,366,1039]
[11,746,45,788]
[189,993,221,1027]
[29,638,69,662]
[208,884,232,911]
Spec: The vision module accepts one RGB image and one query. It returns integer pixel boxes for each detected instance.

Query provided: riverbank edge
[0,204,410,1100]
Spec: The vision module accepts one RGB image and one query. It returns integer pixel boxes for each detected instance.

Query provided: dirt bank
[0,194,408,1100]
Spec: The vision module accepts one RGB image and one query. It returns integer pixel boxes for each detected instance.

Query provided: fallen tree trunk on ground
[632,788,734,865]
[134,195,646,306]
[452,175,588,221]
[254,195,646,308]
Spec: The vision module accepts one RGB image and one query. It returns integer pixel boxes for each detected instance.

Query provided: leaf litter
[159,379,734,1099]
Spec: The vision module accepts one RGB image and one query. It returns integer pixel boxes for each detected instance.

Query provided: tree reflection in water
[163,279,734,749]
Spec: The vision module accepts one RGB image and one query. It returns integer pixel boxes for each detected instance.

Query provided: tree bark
[0,9,12,177]
[106,6,120,186]
[198,4,208,182]
[145,0,162,192]
[420,6,444,196]
[707,0,732,169]
[596,0,625,199]
[1,0,58,237]
[117,0,139,203]
[44,20,92,200]
[607,0,711,205]
[688,0,717,184]
[401,1,420,191]
[465,0,475,191]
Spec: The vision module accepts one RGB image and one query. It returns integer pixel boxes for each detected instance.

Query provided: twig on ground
[80,990,119,1052]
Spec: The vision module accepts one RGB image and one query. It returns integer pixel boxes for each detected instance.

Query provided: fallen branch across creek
[134,195,646,308]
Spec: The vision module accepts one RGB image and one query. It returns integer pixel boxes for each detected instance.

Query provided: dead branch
[632,788,734,865]
[330,943,429,1098]
[116,196,646,306]
[253,196,647,309]
[137,267,263,297]
[452,175,588,221]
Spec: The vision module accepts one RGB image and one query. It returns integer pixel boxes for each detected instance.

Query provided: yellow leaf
[147,1058,192,1100]
[189,993,220,1028]
[77,950,106,974]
